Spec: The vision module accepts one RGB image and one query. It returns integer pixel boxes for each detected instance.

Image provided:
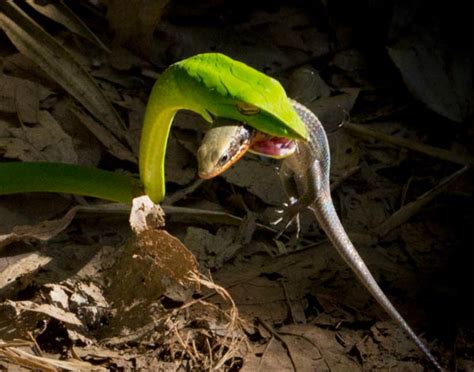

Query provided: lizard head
[197,121,296,179]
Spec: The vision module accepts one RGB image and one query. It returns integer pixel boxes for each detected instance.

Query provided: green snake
[0,53,442,370]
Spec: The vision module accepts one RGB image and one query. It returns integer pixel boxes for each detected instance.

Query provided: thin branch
[344,123,474,166]
[374,166,470,236]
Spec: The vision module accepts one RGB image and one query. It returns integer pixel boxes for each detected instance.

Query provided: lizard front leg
[273,155,323,237]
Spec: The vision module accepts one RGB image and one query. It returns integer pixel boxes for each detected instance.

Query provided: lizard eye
[220,154,229,164]
[236,102,260,116]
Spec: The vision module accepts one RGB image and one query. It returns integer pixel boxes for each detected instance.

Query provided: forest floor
[0,1,472,371]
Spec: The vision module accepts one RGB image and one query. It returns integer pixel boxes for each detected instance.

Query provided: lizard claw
[272,198,305,239]
[273,203,289,216]
[271,217,283,225]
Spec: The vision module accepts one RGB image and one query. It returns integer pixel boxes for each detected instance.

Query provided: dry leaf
[106,229,199,331]
[184,226,241,270]
[1,52,55,88]
[152,21,292,73]
[287,66,332,104]
[69,106,136,163]
[0,137,41,161]
[0,343,106,371]
[165,134,196,186]
[25,0,110,52]
[250,6,330,58]
[222,158,285,206]
[0,207,78,249]
[4,300,82,326]
[256,323,361,371]
[106,0,171,54]
[51,98,102,166]
[35,110,77,162]
[0,1,129,145]
[329,130,361,175]
[0,252,52,291]
[308,88,360,130]
[3,110,78,163]
[0,74,52,123]
[388,27,473,122]
[331,48,368,72]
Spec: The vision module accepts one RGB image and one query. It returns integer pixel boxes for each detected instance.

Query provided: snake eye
[236,102,260,116]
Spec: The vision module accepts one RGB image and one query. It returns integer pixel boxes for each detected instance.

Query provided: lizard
[197,99,444,371]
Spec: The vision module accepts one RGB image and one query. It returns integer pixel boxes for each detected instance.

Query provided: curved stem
[0,162,141,203]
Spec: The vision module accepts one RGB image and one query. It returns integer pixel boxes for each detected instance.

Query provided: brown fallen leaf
[184,226,242,271]
[0,74,52,123]
[331,48,368,72]
[387,27,473,123]
[69,106,136,163]
[25,0,110,53]
[0,341,106,371]
[4,300,82,326]
[51,98,102,166]
[3,110,78,163]
[374,166,470,236]
[1,53,56,88]
[243,323,359,371]
[0,137,42,161]
[164,134,197,186]
[0,252,52,291]
[0,1,129,146]
[287,66,332,104]
[222,157,285,206]
[328,130,361,176]
[241,6,330,67]
[0,207,78,249]
[308,88,360,131]
[105,229,199,333]
[106,0,171,54]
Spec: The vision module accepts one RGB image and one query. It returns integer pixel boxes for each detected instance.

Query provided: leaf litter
[1,1,472,370]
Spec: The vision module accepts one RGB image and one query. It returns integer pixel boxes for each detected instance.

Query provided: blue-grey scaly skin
[283,100,443,371]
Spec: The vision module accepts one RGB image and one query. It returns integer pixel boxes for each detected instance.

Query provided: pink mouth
[250,132,296,158]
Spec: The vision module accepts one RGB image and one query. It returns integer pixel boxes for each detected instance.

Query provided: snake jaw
[248,132,297,159]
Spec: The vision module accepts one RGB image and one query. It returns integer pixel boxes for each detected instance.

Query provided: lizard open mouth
[249,131,297,159]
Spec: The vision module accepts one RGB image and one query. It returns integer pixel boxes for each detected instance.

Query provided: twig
[75,204,278,233]
[257,337,274,372]
[206,338,213,371]
[164,179,205,205]
[26,332,42,357]
[174,327,197,364]
[344,122,474,166]
[257,318,297,371]
[186,273,246,371]
[279,279,298,324]
[374,166,470,236]
[331,166,361,192]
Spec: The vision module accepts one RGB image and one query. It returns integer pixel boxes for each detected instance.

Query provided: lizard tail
[311,193,443,371]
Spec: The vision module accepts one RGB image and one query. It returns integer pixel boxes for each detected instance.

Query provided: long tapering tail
[312,193,443,371]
